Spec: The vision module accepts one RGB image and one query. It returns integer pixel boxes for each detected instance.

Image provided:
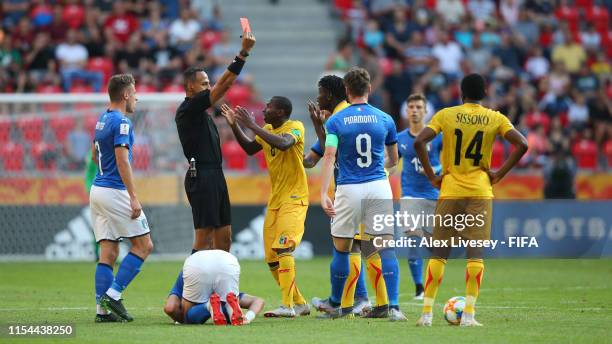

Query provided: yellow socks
[278,253,296,308]
[270,260,306,305]
[366,253,388,307]
[464,259,484,315]
[422,258,446,314]
[340,253,361,308]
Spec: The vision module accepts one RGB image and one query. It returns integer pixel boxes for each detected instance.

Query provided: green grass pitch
[0,258,610,343]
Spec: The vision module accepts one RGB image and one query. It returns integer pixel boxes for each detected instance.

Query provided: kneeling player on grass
[414,74,528,327]
[162,250,257,325]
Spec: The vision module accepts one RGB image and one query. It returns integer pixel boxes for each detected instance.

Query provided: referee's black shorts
[184,168,231,229]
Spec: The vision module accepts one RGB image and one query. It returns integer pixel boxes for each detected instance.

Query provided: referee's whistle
[189,158,197,178]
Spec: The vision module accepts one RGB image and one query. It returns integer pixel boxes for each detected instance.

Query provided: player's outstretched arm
[115,147,142,219]
[414,127,442,189]
[320,144,337,217]
[239,294,265,324]
[221,104,263,155]
[235,107,296,151]
[209,31,255,105]
[307,99,326,146]
[303,151,322,168]
[384,143,399,169]
[488,129,528,184]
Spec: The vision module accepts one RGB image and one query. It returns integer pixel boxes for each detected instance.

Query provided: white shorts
[90,185,150,242]
[331,179,394,238]
[400,196,437,234]
[182,250,240,304]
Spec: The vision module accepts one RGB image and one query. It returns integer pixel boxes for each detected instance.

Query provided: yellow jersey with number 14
[427,103,514,199]
[255,120,309,209]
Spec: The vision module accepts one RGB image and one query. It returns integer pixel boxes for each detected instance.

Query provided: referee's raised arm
[210,30,256,105]
[173,24,255,254]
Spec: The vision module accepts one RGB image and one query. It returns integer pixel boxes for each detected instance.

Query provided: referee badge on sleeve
[120,123,130,135]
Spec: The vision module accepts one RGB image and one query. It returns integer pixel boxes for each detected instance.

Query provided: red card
[240,17,251,33]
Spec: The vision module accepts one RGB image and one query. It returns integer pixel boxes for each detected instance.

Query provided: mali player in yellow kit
[221,97,310,318]
[414,74,528,327]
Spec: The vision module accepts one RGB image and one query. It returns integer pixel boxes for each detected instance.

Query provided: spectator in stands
[23,32,55,83]
[141,2,169,49]
[404,30,434,77]
[543,144,576,198]
[383,7,417,59]
[500,0,521,25]
[525,47,550,80]
[168,9,201,53]
[513,8,540,45]
[435,0,466,25]
[104,1,139,46]
[383,59,412,122]
[363,19,385,56]
[67,119,90,170]
[325,39,353,73]
[573,64,599,98]
[55,29,103,92]
[358,47,384,108]
[579,22,601,53]
[467,0,496,22]
[493,32,522,73]
[525,124,549,167]
[12,16,34,53]
[431,31,463,79]
[590,52,611,78]
[465,34,491,75]
[589,90,612,145]
[1,0,29,29]
[567,92,590,129]
[551,31,586,74]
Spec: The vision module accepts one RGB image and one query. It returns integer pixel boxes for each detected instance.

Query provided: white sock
[96,304,109,315]
[106,288,121,301]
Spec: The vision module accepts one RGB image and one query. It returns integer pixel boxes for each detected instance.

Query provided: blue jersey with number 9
[325,103,397,185]
[92,109,134,190]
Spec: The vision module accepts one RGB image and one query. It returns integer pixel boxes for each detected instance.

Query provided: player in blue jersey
[163,250,265,326]
[397,93,442,300]
[303,75,372,317]
[320,67,405,321]
[90,74,154,323]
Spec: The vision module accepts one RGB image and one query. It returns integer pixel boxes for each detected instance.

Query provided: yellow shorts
[432,198,493,241]
[263,203,308,263]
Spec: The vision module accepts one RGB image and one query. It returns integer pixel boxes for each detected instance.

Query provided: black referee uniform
[175,89,231,229]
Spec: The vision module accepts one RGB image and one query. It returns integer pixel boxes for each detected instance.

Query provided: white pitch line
[400,302,607,312]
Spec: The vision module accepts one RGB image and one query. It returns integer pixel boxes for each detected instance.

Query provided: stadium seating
[132,144,152,170]
[222,141,248,171]
[87,57,114,83]
[572,139,598,169]
[16,117,44,144]
[49,116,76,143]
[0,142,24,171]
[0,118,11,143]
[30,142,57,171]
[491,140,505,169]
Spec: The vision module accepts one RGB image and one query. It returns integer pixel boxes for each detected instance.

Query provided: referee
[175,29,255,252]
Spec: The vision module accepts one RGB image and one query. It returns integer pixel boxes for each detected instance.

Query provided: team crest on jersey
[291,128,301,137]
[120,123,130,135]
[278,235,287,245]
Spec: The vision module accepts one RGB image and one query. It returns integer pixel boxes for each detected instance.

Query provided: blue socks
[329,248,349,306]
[185,303,211,324]
[380,248,400,309]
[95,263,114,304]
[170,271,184,298]
[109,252,144,297]
[408,258,423,286]
[355,260,368,299]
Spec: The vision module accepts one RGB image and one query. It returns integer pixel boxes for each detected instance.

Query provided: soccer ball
[443,296,465,325]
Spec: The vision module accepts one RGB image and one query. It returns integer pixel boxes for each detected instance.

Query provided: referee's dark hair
[318,75,346,101]
[108,74,135,102]
[460,73,486,101]
[343,67,371,98]
[183,67,206,87]
[271,96,292,118]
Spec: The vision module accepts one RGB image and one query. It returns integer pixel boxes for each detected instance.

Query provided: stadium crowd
[0,0,610,173]
[0,0,266,172]
[328,0,611,170]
